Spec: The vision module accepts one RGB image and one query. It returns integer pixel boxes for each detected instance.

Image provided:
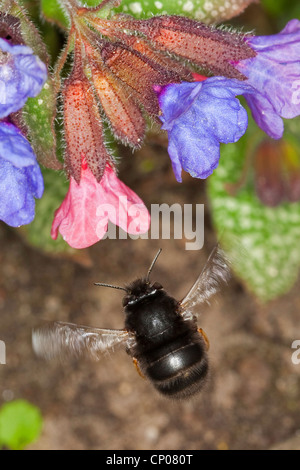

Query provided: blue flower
[233,19,300,139]
[0,39,46,227]
[0,38,47,118]
[0,123,44,226]
[158,77,253,182]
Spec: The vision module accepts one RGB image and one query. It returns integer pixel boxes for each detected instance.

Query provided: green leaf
[40,0,112,27]
[208,121,300,302]
[23,79,61,171]
[83,0,107,5]
[2,0,60,169]
[40,0,70,29]
[261,0,300,19]
[0,400,43,450]
[39,0,256,26]
[112,0,256,22]
[22,168,73,254]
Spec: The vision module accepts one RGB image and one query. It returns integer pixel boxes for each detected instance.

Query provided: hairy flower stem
[52,27,76,95]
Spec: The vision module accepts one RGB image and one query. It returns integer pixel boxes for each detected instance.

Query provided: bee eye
[122,297,129,307]
[152,282,163,290]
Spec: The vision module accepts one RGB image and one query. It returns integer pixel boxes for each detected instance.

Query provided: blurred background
[0,0,300,450]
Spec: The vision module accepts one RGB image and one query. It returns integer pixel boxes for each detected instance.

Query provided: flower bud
[254,140,285,207]
[87,46,145,148]
[100,40,183,116]
[254,139,300,207]
[0,12,23,45]
[63,63,111,182]
[133,15,255,80]
[281,141,300,203]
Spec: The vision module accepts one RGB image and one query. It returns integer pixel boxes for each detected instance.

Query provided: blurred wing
[181,245,231,317]
[32,321,132,361]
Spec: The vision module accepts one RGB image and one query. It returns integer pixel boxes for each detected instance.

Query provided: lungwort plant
[0,0,300,300]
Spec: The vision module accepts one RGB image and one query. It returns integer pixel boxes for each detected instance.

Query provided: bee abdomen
[143,338,208,399]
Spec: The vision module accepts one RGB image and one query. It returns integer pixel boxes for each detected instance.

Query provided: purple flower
[0,39,46,226]
[0,38,47,118]
[0,122,44,226]
[233,19,300,139]
[158,77,253,182]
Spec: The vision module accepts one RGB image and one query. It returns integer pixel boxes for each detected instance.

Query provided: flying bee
[32,245,231,399]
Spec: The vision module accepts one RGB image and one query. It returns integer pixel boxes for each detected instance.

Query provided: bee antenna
[146,248,162,283]
[94,283,127,292]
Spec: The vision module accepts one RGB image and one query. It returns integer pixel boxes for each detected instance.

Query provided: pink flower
[192,73,208,82]
[51,160,150,249]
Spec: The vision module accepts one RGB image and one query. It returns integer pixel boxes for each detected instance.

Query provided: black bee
[32,246,230,399]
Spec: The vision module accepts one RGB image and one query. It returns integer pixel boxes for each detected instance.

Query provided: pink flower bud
[51,159,150,249]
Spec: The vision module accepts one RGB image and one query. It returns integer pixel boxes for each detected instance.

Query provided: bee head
[122,279,163,307]
[94,249,163,307]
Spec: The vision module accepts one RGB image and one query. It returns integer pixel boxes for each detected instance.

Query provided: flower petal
[0,122,38,167]
[247,19,300,60]
[159,78,251,181]
[0,157,44,227]
[51,166,103,249]
[51,163,150,249]
[243,92,284,139]
[233,19,300,138]
[100,166,150,235]
[236,52,300,120]
[159,82,203,126]
[0,39,47,118]
[0,122,44,226]
[0,39,33,55]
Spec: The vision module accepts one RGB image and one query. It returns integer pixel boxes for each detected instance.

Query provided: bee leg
[132,357,146,379]
[198,328,210,350]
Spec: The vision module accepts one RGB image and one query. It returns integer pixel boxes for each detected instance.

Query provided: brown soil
[1,140,300,450]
